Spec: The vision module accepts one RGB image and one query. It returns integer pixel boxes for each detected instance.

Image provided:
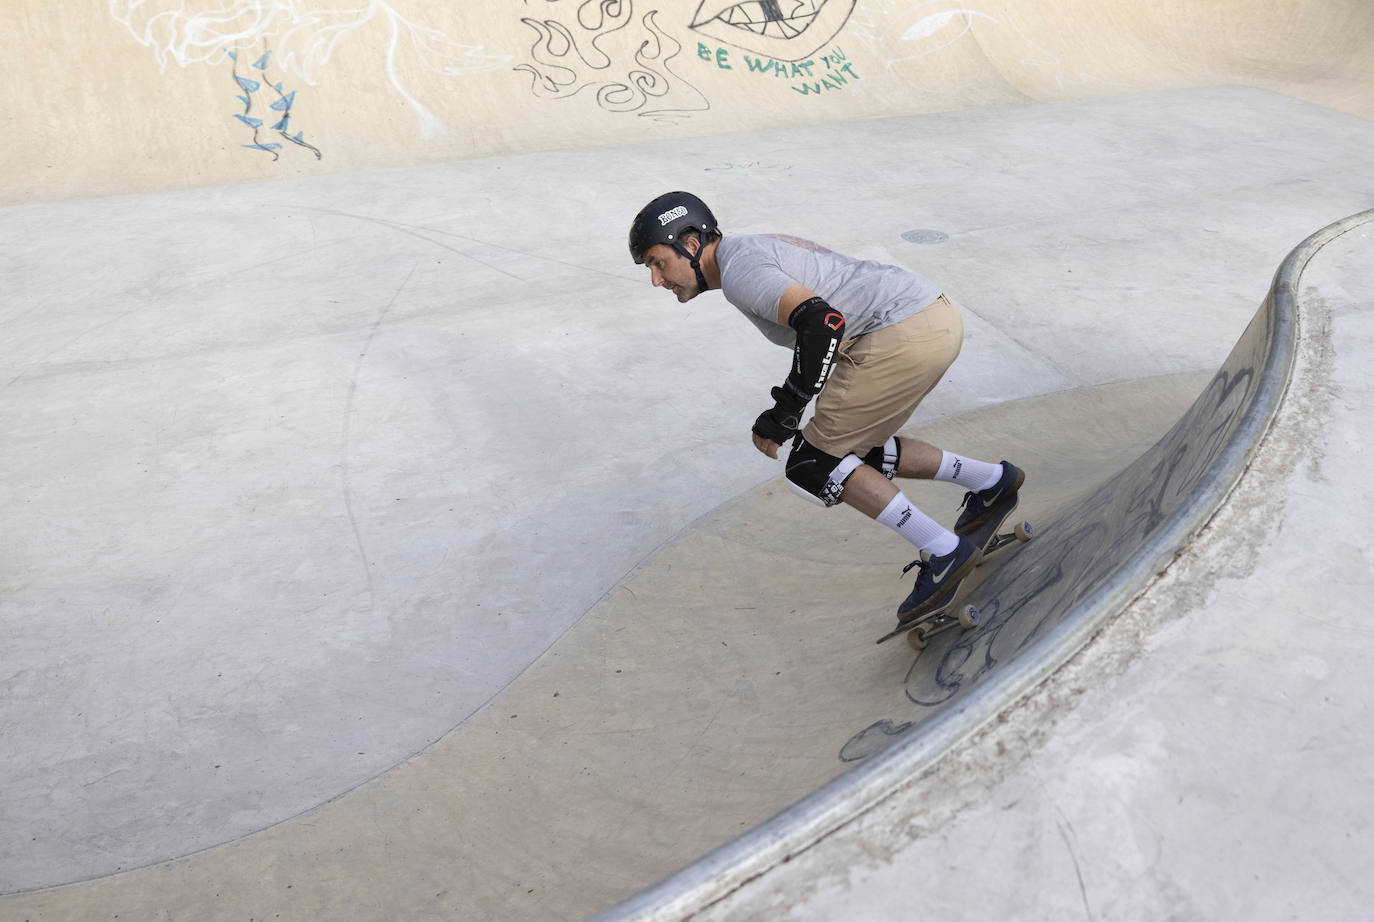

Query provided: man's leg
[841,461,905,517]
[786,435,992,622]
[787,436,960,556]
[882,437,1023,535]
[892,438,941,479]
[839,463,979,621]
[841,463,959,557]
[892,437,1004,490]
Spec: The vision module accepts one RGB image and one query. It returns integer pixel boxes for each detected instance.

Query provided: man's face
[642,241,700,303]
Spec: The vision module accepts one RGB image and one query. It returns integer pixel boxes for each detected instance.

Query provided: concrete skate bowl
[589,210,1374,922]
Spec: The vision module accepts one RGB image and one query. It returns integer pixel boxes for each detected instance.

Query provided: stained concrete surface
[3,86,1374,920]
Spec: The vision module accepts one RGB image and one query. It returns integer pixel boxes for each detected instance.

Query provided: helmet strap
[673,239,711,292]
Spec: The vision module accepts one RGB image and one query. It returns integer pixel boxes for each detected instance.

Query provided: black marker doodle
[839,302,1276,759]
[839,718,916,762]
[690,0,858,62]
[516,2,711,122]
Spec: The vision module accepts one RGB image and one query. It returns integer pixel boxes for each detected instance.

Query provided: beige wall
[4,0,1373,204]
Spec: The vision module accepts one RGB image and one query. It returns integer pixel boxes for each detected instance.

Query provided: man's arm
[751,283,846,457]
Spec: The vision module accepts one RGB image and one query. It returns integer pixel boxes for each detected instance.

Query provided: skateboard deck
[876,499,1033,648]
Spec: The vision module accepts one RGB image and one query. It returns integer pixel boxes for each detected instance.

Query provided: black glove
[751,384,809,444]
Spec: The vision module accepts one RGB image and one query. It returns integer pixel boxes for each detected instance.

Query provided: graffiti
[848,2,991,49]
[703,160,794,174]
[690,0,859,62]
[877,5,997,68]
[851,1,1077,84]
[695,41,860,95]
[840,302,1275,758]
[515,2,710,121]
[839,718,915,762]
[516,1,862,115]
[793,46,860,93]
[109,1,511,139]
[228,49,321,159]
[907,359,1259,709]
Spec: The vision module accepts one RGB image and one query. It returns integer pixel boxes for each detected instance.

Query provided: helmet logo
[658,205,689,226]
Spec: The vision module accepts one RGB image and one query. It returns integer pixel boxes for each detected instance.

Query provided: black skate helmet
[629,191,719,291]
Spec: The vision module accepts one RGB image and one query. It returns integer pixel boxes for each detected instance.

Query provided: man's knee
[785,437,864,507]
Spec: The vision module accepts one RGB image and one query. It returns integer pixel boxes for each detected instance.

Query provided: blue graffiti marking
[227,47,322,162]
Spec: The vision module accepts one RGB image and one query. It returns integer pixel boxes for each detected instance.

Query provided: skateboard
[876,501,1033,650]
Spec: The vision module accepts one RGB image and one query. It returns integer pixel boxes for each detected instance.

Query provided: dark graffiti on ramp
[842,301,1268,758]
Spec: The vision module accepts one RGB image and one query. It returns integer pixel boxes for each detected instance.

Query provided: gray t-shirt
[715,234,943,348]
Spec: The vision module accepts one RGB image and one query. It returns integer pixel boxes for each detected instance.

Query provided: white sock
[876,493,959,557]
[935,452,1003,492]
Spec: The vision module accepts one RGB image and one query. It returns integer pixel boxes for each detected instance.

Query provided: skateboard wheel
[1015,521,1033,542]
[907,626,929,651]
[959,605,980,629]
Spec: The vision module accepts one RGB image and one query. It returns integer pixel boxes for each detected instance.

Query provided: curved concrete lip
[593,209,1374,921]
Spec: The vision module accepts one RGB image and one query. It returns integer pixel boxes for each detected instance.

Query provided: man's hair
[681,228,722,249]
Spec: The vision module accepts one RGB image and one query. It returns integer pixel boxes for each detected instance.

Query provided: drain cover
[901,229,949,244]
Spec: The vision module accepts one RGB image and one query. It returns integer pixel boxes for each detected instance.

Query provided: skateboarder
[628,191,1023,625]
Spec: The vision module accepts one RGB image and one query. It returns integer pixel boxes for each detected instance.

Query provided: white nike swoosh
[931,556,958,583]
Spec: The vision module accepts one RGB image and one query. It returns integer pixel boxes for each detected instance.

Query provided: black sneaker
[897,535,980,623]
[954,461,1025,535]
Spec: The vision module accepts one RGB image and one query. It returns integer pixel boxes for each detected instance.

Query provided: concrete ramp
[6,0,1374,203]
[5,202,1363,920]
[672,214,1374,922]
[594,209,1373,922]
[4,34,1374,920]
[399,371,1211,917]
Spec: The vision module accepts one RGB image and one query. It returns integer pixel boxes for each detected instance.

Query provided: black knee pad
[786,437,864,507]
[861,437,901,480]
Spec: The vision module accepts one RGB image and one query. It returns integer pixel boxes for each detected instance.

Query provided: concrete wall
[5,0,1374,204]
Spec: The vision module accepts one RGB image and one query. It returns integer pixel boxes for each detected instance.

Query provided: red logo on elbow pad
[824,312,844,331]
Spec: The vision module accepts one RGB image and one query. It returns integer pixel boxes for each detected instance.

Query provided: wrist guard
[752,385,805,444]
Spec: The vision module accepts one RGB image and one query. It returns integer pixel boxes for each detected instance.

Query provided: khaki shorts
[802,294,963,457]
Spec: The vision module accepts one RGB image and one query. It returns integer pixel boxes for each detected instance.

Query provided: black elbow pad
[786,297,846,398]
